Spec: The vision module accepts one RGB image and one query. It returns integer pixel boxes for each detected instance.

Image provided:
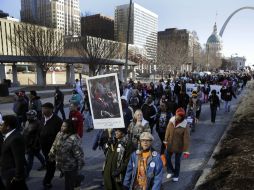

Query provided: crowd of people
[0,70,252,190]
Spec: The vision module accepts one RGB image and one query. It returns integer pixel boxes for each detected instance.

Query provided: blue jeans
[84,111,93,129]
[165,151,182,177]
[224,101,231,112]
[54,104,66,120]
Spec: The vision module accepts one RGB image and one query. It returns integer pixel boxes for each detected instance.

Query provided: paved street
[0,90,243,190]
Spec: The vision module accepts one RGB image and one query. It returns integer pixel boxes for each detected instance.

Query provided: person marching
[123,132,163,190]
[40,102,62,188]
[164,108,190,182]
[69,103,84,139]
[54,87,66,120]
[189,90,202,121]
[156,103,171,155]
[0,115,28,189]
[29,90,42,120]
[103,128,133,190]
[23,110,45,177]
[208,90,220,124]
[49,119,84,190]
[128,110,150,151]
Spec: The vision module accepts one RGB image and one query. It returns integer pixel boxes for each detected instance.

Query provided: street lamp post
[125,0,132,82]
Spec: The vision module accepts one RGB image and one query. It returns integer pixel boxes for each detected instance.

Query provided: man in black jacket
[54,87,66,120]
[40,102,62,189]
[0,115,28,190]
[208,90,220,123]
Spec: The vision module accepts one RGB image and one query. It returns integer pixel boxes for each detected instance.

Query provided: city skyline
[1,0,254,66]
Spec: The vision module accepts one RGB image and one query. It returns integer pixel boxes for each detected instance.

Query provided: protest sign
[86,73,125,129]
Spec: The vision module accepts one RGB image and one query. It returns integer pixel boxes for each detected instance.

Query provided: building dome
[206,22,221,44]
[207,33,221,44]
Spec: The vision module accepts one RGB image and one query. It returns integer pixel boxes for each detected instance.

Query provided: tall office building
[158,28,201,72]
[81,14,114,40]
[21,0,80,36]
[115,3,158,61]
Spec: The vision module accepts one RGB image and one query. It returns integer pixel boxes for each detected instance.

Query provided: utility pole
[206,45,209,71]
[192,43,195,72]
[125,0,132,82]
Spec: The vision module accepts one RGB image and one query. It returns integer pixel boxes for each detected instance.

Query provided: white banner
[185,83,222,100]
[86,73,125,129]
[209,85,222,99]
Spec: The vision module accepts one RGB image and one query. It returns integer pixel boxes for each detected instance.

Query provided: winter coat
[92,129,109,154]
[69,110,84,138]
[29,97,42,119]
[177,93,189,110]
[13,97,28,119]
[220,87,227,100]
[103,136,134,190]
[122,107,133,129]
[54,89,64,107]
[208,94,220,108]
[49,132,84,171]
[164,116,190,153]
[128,120,150,149]
[40,114,62,152]
[29,97,42,113]
[123,150,163,190]
[223,87,236,101]
[155,111,171,134]
[23,120,42,152]
[141,103,157,128]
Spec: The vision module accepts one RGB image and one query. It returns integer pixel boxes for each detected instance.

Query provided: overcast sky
[1,0,254,65]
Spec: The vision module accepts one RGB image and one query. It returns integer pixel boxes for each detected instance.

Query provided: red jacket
[69,111,84,138]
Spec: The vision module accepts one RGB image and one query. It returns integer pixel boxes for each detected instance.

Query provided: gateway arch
[219,6,254,37]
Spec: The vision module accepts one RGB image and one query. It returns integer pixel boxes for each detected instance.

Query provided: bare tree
[157,40,189,76]
[8,23,64,86]
[75,36,124,76]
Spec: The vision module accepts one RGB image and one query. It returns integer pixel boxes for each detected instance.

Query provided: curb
[194,85,249,189]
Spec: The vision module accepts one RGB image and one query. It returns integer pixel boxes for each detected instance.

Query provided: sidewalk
[0,94,73,115]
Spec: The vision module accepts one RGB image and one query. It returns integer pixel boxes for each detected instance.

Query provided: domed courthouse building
[206,23,222,55]
[206,23,223,69]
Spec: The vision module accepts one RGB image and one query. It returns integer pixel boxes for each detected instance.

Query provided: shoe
[37,165,46,171]
[166,173,173,179]
[172,177,179,182]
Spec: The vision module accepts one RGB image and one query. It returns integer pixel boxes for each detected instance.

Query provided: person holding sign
[103,128,133,190]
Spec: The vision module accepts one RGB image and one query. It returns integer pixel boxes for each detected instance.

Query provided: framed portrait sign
[86,73,125,129]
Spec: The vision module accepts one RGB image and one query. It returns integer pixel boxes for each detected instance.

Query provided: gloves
[183,152,190,159]
[112,169,121,177]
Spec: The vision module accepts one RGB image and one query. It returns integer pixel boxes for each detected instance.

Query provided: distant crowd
[0,71,251,190]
